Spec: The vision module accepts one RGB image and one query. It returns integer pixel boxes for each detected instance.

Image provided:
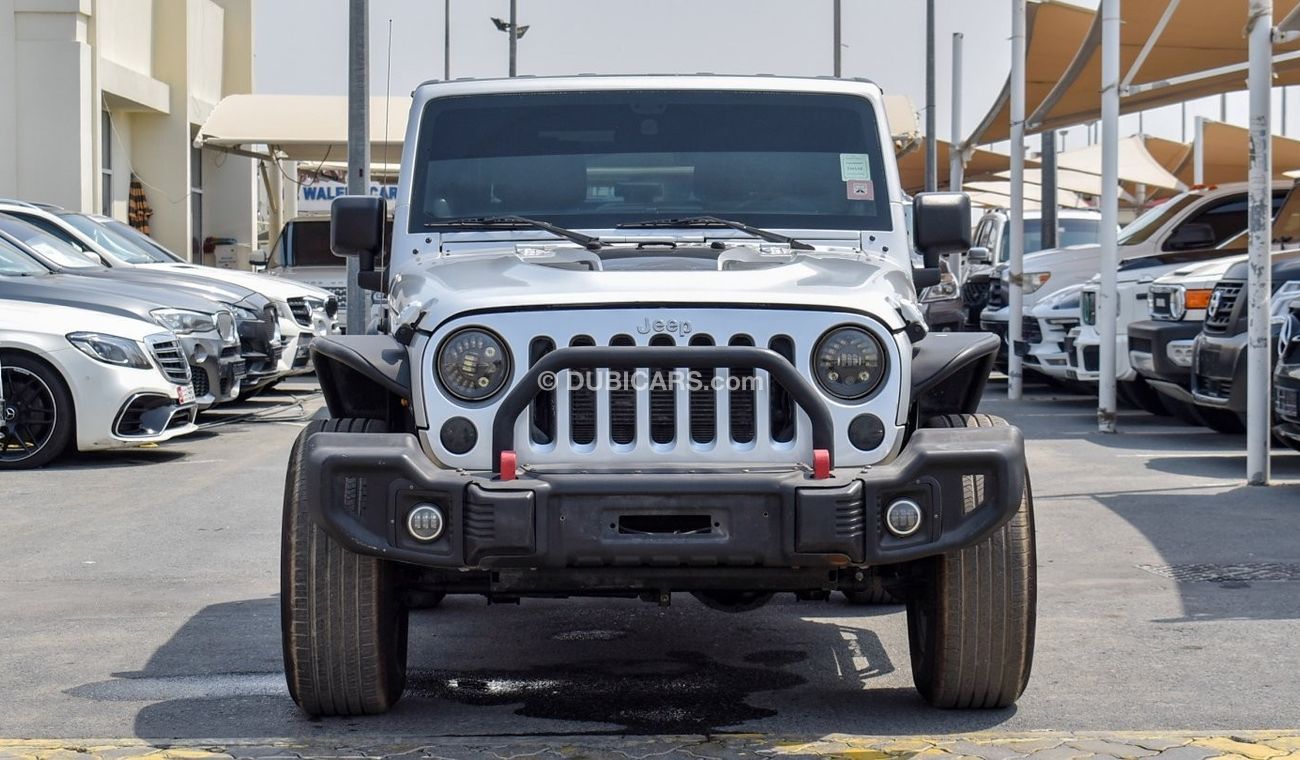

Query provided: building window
[101,111,113,216]
[190,143,204,260]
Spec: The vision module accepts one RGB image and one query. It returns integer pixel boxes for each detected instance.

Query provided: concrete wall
[0,0,254,261]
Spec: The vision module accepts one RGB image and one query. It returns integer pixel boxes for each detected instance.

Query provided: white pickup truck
[980,182,1287,371]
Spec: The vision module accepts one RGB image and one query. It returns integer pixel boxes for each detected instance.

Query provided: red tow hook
[812,449,831,480]
[499,450,517,481]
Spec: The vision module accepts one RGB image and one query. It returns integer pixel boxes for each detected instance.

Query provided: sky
[252,0,1289,160]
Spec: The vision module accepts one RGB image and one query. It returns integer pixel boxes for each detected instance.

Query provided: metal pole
[1041,131,1059,249]
[1246,0,1274,486]
[1221,93,1229,121]
[1181,101,1187,143]
[1009,0,1026,400]
[346,0,369,336]
[925,0,938,193]
[509,0,518,77]
[444,0,451,80]
[833,0,842,77]
[950,32,964,191]
[1098,0,1120,432]
[1194,115,1206,185]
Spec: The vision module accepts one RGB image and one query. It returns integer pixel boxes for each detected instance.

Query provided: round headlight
[812,326,886,400]
[437,328,511,401]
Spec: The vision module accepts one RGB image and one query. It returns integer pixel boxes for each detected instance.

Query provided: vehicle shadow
[94,594,1015,740]
[40,447,191,471]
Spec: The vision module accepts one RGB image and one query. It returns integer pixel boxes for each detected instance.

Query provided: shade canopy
[883,95,922,155]
[1028,0,1300,133]
[964,0,1097,148]
[1170,120,1300,185]
[964,180,1087,208]
[995,167,1107,197]
[1053,135,1187,191]
[196,94,411,162]
[898,139,1019,194]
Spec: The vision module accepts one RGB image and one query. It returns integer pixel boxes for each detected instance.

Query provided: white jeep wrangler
[282,76,1035,715]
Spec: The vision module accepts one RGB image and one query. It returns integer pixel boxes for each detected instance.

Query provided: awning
[964,0,1097,148]
[1170,120,1300,185]
[897,139,1019,194]
[883,95,922,155]
[195,94,410,163]
[964,180,1087,208]
[1053,135,1187,191]
[1028,0,1300,134]
[994,167,1107,197]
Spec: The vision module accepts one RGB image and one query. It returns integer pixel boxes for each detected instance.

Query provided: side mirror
[1165,222,1216,251]
[968,246,992,264]
[912,192,972,290]
[331,195,388,292]
[248,249,269,266]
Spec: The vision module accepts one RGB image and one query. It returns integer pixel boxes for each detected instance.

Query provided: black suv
[1274,299,1300,451]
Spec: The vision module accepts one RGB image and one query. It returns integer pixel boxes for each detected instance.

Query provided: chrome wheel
[0,366,58,463]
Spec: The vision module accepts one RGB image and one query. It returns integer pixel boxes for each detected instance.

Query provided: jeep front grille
[146,336,191,384]
[528,331,794,450]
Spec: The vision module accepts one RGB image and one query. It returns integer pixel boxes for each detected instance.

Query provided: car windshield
[0,216,101,269]
[58,213,172,264]
[1117,194,1200,246]
[274,219,388,267]
[0,237,50,276]
[998,218,1103,261]
[102,219,185,262]
[409,90,893,234]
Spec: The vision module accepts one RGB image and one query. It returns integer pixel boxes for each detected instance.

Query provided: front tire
[906,414,1036,709]
[281,418,409,716]
[0,353,74,470]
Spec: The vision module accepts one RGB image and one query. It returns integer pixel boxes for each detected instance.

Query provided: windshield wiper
[616,216,815,251]
[423,215,603,251]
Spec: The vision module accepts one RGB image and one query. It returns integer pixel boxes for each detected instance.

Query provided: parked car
[1190,251,1300,431]
[0,203,336,380]
[281,75,1036,715]
[1021,284,1085,382]
[1273,298,1300,451]
[266,215,389,330]
[0,292,198,469]
[962,207,1104,329]
[0,211,283,397]
[982,182,1289,366]
[1127,255,1247,427]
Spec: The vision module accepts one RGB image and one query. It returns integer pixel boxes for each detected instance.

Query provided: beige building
[0,0,256,260]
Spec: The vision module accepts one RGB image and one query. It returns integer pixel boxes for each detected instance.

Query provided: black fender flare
[910,332,1000,418]
[311,335,410,421]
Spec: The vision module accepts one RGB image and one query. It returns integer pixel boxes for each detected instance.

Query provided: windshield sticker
[840,153,872,182]
[847,180,875,201]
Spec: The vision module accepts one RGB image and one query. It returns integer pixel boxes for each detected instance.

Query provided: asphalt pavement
[1,375,1298,748]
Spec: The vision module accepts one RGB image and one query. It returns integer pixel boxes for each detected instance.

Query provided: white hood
[155,263,334,302]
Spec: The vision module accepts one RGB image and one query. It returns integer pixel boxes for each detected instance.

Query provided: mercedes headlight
[150,308,216,335]
[437,328,511,401]
[812,326,886,400]
[66,332,151,369]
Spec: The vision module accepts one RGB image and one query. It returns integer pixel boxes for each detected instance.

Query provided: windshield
[1117,194,1200,246]
[275,219,387,267]
[103,219,184,262]
[58,214,172,264]
[410,90,893,234]
[998,218,1102,261]
[0,236,50,276]
[0,216,101,269]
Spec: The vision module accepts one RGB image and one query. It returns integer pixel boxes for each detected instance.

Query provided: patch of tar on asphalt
[407,649,805,732]
[742,649,808,667]
[1137,562,1300,582]
[550,628,628,641]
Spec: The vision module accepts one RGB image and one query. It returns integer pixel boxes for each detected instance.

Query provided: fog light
[440,416,478,455]
[848,414,885,451]
[1130,351,1155,374]
[406,504,445,542]
[1167,340,1195,368]
[885,498,923,538]
[191,345,209,364]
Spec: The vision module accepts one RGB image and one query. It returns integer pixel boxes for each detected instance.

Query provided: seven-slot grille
[963,279,991,310]
[287,297,313,326]
[525,332,799,452]
[1276,386,1299,420]
[1204,281,1243,332]
[147,337,192,384]
[988,277,1006,308]
[1023,318,1042,344]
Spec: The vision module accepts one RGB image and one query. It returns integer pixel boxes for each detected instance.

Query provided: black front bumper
[302,425,1026,578]
[1274,351,1300,443]
[1128,319,1201,401]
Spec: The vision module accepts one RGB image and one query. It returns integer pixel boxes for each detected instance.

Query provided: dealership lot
[1,375,1297,743]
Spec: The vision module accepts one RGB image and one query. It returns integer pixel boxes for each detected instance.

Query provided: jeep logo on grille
[637,317,693,337]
